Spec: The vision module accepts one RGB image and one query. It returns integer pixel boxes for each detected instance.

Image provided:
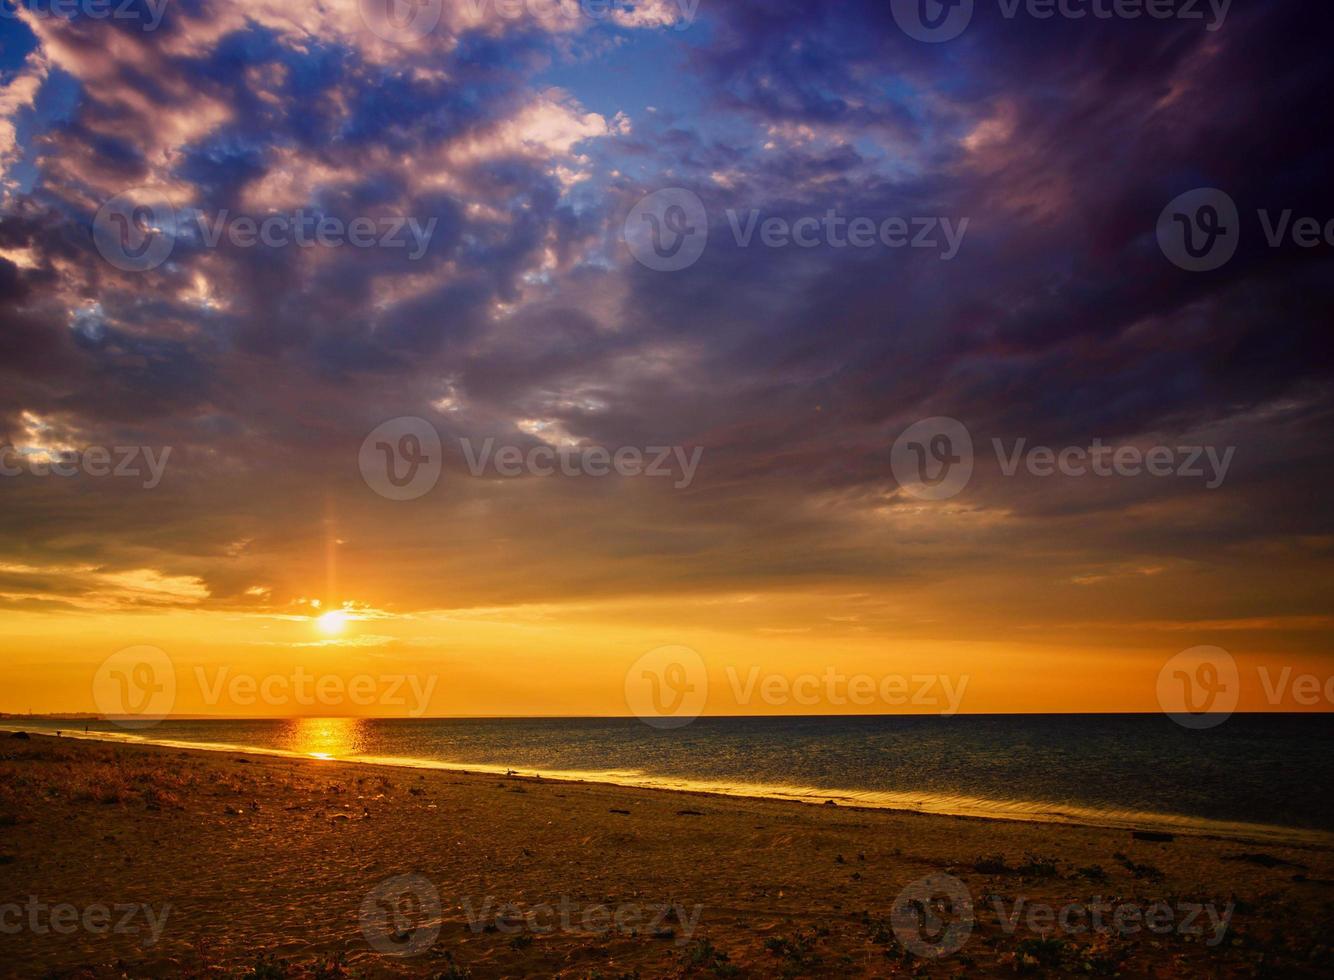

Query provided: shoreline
[3,732,1333,977]
[3,722,1329,850]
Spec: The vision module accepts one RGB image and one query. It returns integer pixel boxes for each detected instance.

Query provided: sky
[0,0,1331,719]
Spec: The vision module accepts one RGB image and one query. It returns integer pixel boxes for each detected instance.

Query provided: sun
[315,609,349,635]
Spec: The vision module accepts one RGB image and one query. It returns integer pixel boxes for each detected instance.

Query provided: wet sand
[1,732,1331,977]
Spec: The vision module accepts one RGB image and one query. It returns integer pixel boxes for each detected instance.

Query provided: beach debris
[1078,864,1109,882]
[823,799,837,806]
[330,812,351,823]
[610,808,631,815]
[223,805,242,816]
[683,938,732,971]
[1224,852,1307,869]
[676,809,704,816]
[1113,851,1164,880]
[409,786,425,796]
[9,731,29,740]
[974,854,1060,878]
[835,854,845,864]
[857,852,866,862]
[1132,830,1175,843]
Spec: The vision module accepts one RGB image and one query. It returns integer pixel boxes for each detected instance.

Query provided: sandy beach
[1,732,1331,978]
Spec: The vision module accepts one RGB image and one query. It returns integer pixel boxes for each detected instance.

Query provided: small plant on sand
[1112,851,1164,881]
[764,929,824,975]
[973,854,1060,878]
[1077,864,1108,882]
[436,951,471,978]
[312,953,351,978]
[1014,937,1069,969]
[682,938,738,976]
[242,953,290,979]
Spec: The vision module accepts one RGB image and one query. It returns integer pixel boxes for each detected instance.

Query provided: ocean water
[9,714,1333,844]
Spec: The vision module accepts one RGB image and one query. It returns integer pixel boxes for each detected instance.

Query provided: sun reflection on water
[278,717,369,760]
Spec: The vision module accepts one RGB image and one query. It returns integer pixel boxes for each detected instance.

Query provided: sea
[7,713,1332,845]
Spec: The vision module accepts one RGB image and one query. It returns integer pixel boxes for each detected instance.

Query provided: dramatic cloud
[0,0,1330,711]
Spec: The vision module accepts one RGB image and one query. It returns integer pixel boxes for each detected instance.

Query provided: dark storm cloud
[0,0,1330,618]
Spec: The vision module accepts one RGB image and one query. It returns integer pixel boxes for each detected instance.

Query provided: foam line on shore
[5,723,1329,848]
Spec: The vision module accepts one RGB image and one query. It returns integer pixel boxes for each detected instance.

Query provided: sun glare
[315,609,349,635]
